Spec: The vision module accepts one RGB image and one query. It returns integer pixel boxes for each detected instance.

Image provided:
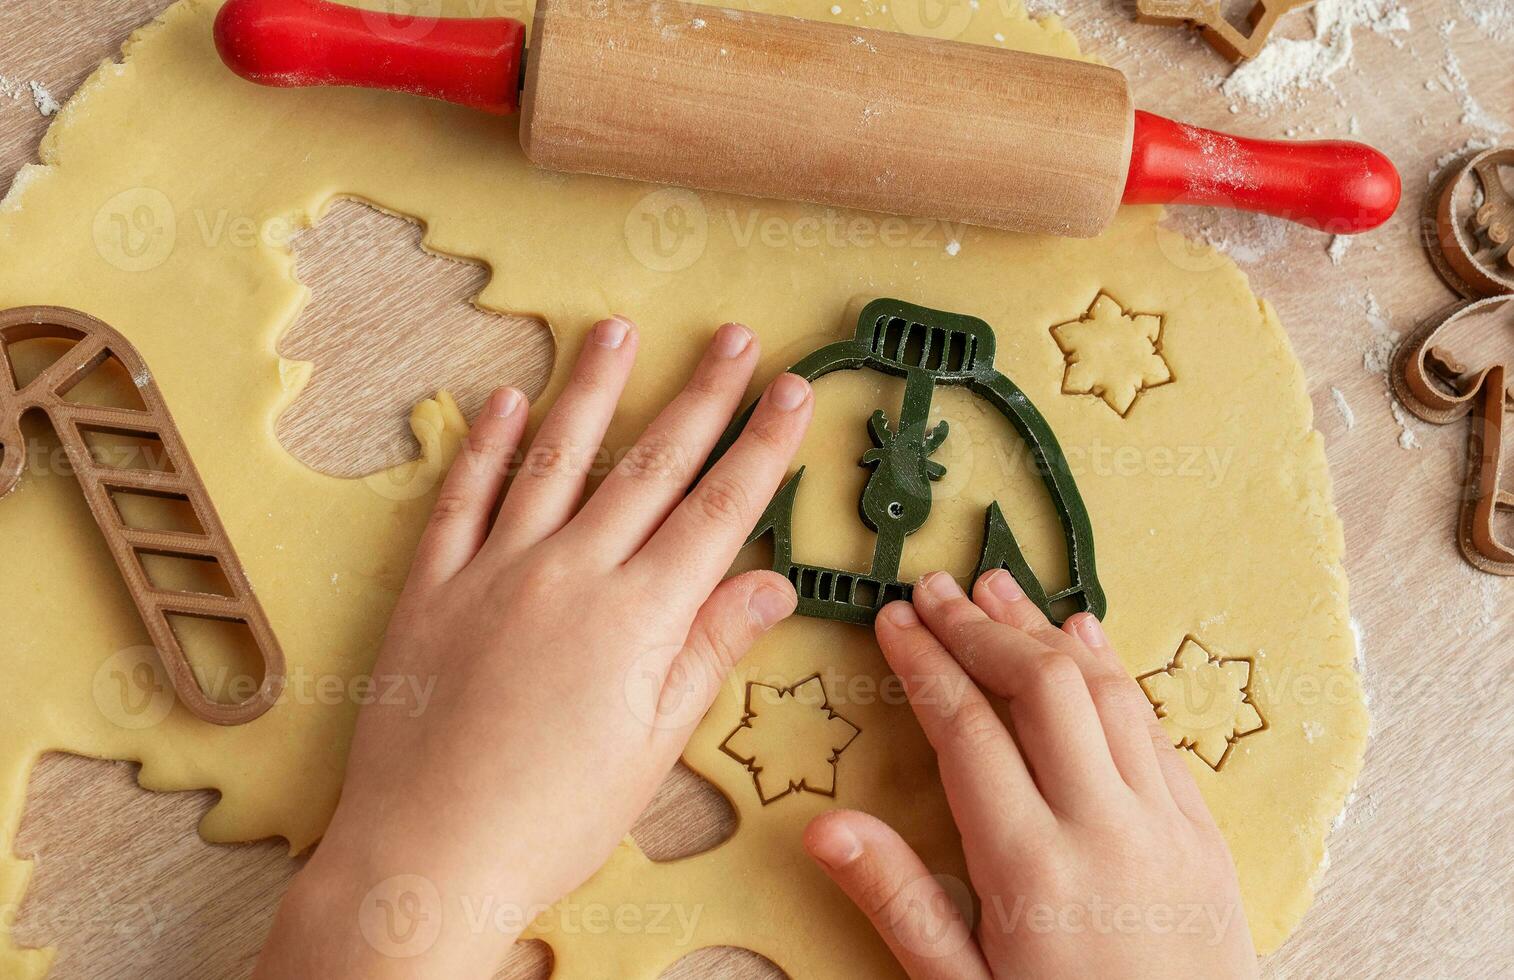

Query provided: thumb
[650,570,796,751]
[804,810,991,980]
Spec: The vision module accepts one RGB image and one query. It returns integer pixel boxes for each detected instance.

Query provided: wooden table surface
[2,1,1510,977]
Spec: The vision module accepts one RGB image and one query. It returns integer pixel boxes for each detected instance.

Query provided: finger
[648,571,796,755]
[912,572,1124,813]
[1064,612,1212,820]
[571,322,759,561]
[971,570,1166,799]
[631,373,812,599]
[489,316,637,556]
[408,387,528,587]
[805,810,992,980]
[874,601,1047,835]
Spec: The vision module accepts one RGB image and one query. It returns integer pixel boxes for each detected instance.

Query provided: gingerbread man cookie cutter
[0,306,285,724]
[1391,296,1514,576]
[1425,146,1514,300]
[1135,0,1311,61]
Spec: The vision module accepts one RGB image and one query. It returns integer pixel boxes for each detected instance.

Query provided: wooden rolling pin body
[520,0,1133,237]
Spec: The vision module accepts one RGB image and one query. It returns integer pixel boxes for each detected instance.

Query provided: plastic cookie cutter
[0,306,286,724]
[1135,0,1311,61]
[1391,295,1514,576]
[705,298,1106,626]
[1426,145,1514,300]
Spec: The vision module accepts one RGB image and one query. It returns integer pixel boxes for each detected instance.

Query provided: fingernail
[769,373,809,411]
[749,586,797,629]
[488,387,523,418]
[1073,613,1109,649]
[809,826,863,870]
[594,316,631,348]
[921,571,962,599]
[882,601,918,627]
[984,568,1025,602]
[713,322,753,359]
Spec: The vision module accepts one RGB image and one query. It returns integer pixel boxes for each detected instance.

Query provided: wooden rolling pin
[214,0,1400,237]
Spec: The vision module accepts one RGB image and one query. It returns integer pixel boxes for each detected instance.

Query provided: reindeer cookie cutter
[1135,0,1311,61]
[704,299,1105,626]
[1426,146,1514,300]
[0,306,285,724]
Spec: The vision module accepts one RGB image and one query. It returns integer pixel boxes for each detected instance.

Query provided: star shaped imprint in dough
[1050,292,1173,416]
[1137,637,1266,771]
[720,675,861,804]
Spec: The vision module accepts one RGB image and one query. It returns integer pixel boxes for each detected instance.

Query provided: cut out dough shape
[1051,291,1173,416]
[0,0,1367,976]
[277,198,553,478]
[720,676,861,804]
[1139,637,1267,771]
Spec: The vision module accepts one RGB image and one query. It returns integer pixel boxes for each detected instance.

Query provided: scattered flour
[1353,291,1426,449]
[0,75,61,116]
[1360,291,1397,375]
[28,81,59,117]
[0,164,44,214]
[1438,21,1508,138]
[1389,399,1422,449]
[1330,386,1357,430]
[1221,0,1410,110]
[1460,0,1514,41]
[1186,211,1294,265]
[944,238,961,257]
[1327,234,1351,266]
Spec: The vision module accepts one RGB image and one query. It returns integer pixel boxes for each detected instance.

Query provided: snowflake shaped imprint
[1137,637,1266,771]
[1050,292,1173,416]
[720,675,861,804]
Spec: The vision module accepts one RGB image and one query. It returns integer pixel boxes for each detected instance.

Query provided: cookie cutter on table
[1426,145,1514,300]
[1390,296,1514,576]
[0,306,285,724]
[1135,0,1311,61]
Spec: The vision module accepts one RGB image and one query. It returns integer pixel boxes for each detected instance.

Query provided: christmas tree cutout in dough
[1051,292,1173,416]
[1138,637,1267,771]
[720,675,861,804]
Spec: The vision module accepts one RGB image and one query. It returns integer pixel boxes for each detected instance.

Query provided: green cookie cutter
[706,298,1106,626]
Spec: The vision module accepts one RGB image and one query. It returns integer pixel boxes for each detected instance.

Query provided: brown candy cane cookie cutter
[0,306,285,724]
[1426,145,1514,300]
[1135,0,1312,61]
[1390,296,1514,576]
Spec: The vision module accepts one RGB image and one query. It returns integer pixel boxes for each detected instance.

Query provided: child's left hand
[255,316,812,979]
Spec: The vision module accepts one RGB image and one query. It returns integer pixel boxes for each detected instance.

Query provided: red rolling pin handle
[214,0,525,114]
[1122,110,1401,234]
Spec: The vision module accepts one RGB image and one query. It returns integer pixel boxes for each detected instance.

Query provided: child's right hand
[804,570,1261,979]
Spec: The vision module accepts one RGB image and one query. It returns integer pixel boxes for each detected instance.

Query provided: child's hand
[803,571,1261,980]
[256,317,812,978]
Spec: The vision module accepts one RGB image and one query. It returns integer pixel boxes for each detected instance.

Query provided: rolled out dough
[0,0,1368,976]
